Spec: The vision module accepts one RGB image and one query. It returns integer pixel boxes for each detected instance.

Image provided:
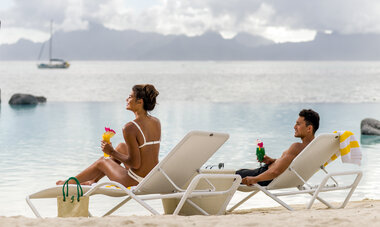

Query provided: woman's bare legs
[56,157,108,185]
[56,156,137,187]
[56,143,132,186]
[82,143,130,185]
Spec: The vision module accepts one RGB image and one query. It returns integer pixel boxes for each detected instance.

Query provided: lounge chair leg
[302,186,333,208]
[186,199,209,215]
[257,185,293,211]
[102,197,132,216]
[307,193,333,208]
[227,190,259,212]
[339,172,363,208]
[307,188,324,209]
[180,174,240,215]
[307,173,332,209]
[220,177,242,214]
[26,196,42,218]
[173,176,201,215]
[307,171,363,209]
[87,181,160,215]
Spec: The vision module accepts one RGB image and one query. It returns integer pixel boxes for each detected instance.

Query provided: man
[238,109,320,186]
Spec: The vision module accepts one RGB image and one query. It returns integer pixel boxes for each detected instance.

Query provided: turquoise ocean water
[1,61,380,217]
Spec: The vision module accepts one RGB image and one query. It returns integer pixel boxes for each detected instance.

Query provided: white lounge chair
[26,131,242,217]
[228,133,363,212]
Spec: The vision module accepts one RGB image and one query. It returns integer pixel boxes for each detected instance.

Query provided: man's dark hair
[299,109,320,134]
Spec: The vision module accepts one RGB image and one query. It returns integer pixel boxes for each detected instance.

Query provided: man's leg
[236,165,272,186]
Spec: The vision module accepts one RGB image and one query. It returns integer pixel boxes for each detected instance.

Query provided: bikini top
[131,120,161,148]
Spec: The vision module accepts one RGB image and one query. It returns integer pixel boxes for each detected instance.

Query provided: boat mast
[49,20,53,63]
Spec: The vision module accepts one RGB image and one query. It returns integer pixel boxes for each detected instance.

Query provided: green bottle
[256,139,265,166]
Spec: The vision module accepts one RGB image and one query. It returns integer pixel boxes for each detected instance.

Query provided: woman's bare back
[127,116,161,177]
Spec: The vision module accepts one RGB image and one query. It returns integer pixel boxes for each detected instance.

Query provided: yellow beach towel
[324,131,362,166]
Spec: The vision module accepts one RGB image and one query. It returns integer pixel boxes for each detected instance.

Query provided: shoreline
[1,199,378,227]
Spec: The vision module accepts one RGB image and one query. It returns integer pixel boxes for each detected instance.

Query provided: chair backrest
[133,131,229,194]
[267,133,339,190]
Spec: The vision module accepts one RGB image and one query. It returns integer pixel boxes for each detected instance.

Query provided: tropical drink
[102,127,116,157]
[256,139,265,166]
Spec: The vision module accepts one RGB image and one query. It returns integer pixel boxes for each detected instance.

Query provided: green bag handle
[62,177,83,202]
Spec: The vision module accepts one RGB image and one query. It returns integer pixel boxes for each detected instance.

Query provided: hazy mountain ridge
[1,23,380,60]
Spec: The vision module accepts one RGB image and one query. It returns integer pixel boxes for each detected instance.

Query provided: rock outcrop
[8,93,47,105]
[361,118,380,136]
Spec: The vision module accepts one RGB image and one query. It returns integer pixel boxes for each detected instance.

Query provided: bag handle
[62,177,83,202]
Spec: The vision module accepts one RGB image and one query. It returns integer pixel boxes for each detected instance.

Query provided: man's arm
[242,143,302,185]
[262,155,276,165]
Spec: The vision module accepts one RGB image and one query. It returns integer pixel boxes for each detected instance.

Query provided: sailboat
[37,21,70,69]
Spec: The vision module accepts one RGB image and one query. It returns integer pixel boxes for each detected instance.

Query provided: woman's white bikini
[127,120,160,183]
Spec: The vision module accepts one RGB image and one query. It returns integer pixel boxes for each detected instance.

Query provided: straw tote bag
[57,177,89,217]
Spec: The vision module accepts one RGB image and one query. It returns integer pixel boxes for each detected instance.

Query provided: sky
[0,0,380,45]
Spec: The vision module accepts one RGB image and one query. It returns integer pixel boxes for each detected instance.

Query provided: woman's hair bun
[143,84,159,102]
[133,84,159,111]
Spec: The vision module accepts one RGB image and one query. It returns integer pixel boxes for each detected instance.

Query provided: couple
[57,84,320,188]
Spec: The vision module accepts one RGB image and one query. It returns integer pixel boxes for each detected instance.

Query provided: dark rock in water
[361,118,380,135]
[35,96,47,103]
[9,94,38,105]
[8,93,47,105]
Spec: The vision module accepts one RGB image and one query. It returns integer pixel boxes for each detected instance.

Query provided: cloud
[266,0,380,34]
[0,27,49,44]
[60,0,88,32]
[1,0,380,45]
[98,0,317,42]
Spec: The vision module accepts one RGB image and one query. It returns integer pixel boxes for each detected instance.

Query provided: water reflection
[8,104,39,115]
[9,104,39,108]
[361,135,380,145]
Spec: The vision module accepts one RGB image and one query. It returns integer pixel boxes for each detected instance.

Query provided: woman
[56,84,161,187]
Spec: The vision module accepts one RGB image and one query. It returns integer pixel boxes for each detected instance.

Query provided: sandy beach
[1,199,378,227]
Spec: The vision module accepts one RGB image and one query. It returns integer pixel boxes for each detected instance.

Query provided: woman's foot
[56,179,88,185]
[81,180,96,185]
[56,180,65,185]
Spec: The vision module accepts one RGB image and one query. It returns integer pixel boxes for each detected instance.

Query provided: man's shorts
[236,164,273,186]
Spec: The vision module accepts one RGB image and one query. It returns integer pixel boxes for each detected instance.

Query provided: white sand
[1,199,379,227]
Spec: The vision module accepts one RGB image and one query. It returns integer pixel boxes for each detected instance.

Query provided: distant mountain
[233,32,275,48]
[0,39,41,60]
[1,23,380,60]
[245,32,380,60]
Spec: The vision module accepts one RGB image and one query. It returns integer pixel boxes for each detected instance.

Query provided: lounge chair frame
[228,167,362,211]
[26,131,241,218]
[228,133,363,212]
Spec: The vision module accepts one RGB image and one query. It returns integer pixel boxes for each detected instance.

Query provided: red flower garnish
[256,139,264,148]
[105,127,116,134]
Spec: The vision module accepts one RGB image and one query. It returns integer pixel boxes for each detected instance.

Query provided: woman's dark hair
[132,84,159,111]
[299,109,320,134]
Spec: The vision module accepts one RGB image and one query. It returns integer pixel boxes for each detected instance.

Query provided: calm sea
[1,61,380,217]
